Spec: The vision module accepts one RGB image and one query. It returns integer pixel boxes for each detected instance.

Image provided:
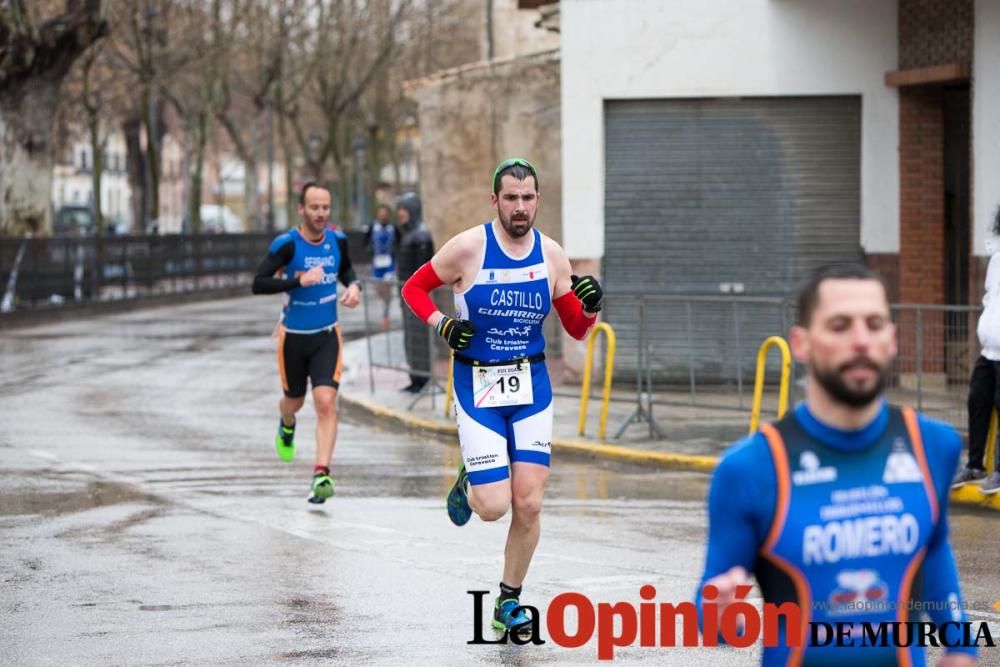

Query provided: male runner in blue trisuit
[401,159,604,634]
[366,204,398,331]
[252,182,361,504]
[698,264,977,666]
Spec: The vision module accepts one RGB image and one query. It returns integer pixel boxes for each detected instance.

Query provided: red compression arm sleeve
[554,291,596,340]
[401,261,445,323]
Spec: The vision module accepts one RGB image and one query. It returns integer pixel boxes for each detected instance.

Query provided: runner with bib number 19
[401,158,603,636]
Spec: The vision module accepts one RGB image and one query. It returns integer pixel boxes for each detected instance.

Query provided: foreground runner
[697,264,976,666]
[252,182,361,504]
[401,158,604,634]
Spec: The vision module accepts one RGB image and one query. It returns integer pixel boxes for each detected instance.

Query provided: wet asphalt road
[1,296,999,666]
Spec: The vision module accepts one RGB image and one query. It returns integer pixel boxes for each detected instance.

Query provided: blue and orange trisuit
[697,401,976,666]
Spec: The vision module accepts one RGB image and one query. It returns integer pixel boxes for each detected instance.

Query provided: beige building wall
[408,49,561,246]
[486,0,560,61]
[408,49,593,380]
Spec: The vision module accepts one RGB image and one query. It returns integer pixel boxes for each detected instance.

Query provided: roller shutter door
[603,97,862,380]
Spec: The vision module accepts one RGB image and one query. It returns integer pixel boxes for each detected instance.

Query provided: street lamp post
[353,136,367,230]
[266,107,275,233]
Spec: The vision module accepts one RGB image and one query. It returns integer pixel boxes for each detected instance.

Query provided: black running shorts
[277,325,343,398]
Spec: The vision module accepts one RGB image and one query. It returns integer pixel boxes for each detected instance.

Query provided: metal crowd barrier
[0,231,369,313]
[360,276,450,410]
[578,322,617,440]
[357,280,985,437]
[987,411,998,475]
[748,336,791,433]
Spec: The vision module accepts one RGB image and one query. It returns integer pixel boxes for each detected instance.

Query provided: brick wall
[865,253,900,304]
[898,0,973,69]
[896,0,974,375]
[898,86,945,372]
[899,87,945,306]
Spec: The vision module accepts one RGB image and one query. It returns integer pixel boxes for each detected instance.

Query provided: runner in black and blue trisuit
[697,264,977,667]
[366,204,398,331]
[252,182,361,504]
[401,158,605,635]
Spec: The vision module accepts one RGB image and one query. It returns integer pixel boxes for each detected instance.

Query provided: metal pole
[74,241,84,302]
[916,308,923,411]
[636,297,645,414]
[685,300,696,406]
[362,279,375,394]
[428,322,436,411]
[733,301,744,410]
[386,279,396,365]
[0,236,28,312]
[121,239,127,297]
[266,106,275,233]
[781,300,795,405]
[646,341,654,439]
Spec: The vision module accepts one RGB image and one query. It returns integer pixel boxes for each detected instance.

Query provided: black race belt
[453,352,545,367]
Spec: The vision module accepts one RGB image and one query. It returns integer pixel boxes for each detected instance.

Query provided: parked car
[53,206,125,235]
[53,206,95,236]
[197,204,243,233]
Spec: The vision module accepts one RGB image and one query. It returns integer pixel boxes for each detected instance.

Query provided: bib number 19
[473,362,533,407]
[498,376,520,394]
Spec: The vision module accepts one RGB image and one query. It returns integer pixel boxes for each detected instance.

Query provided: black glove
[571,274,603,313]
[436,315,476,351]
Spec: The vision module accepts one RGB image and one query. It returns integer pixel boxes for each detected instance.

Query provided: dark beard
[498,210,532,238]
[812,357,886,408]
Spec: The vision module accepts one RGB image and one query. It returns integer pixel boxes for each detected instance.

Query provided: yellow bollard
[987,410,998,474]
[578,322,617,440]
[444,351,455,418]
[748,336,792,434]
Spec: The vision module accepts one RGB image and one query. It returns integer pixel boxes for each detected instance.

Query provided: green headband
[492,158,538,189]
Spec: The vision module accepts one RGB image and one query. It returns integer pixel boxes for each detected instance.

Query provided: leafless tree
[357,0,479,200]
[60,31,131,235]
[159,0,231,233]
[280,0,411,227]
[0,0,107,234]
[106,0,193,230]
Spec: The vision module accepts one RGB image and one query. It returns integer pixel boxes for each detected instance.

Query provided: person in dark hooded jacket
[396,193,435,392]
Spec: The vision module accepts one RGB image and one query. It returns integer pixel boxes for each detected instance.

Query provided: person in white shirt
[955,207,1000,493]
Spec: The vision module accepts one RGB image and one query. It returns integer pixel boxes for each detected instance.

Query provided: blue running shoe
[446,464,472,526]
[491,597,533,635]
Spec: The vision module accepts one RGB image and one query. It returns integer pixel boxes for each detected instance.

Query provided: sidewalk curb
[343,394,727,474]
[949,484,1000,511]
[342,393,1000,512]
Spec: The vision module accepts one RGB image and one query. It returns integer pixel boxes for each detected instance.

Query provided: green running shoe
[308,473,334,504]
[275,420,295,462]
[446,463,472,526]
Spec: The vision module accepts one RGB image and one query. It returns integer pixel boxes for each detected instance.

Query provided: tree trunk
[337,164,350,229]
[278,111,296,228]
[187,111,208,234]
[242,156,259,232]
[330,139,349,228]
[89,115,104,234]
[0,80,63,235]
[142,86,161,226]
[123,116,147,233]
[0,0,106,235]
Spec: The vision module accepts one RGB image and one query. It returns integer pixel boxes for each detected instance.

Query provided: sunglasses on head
[492,158,537,187]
